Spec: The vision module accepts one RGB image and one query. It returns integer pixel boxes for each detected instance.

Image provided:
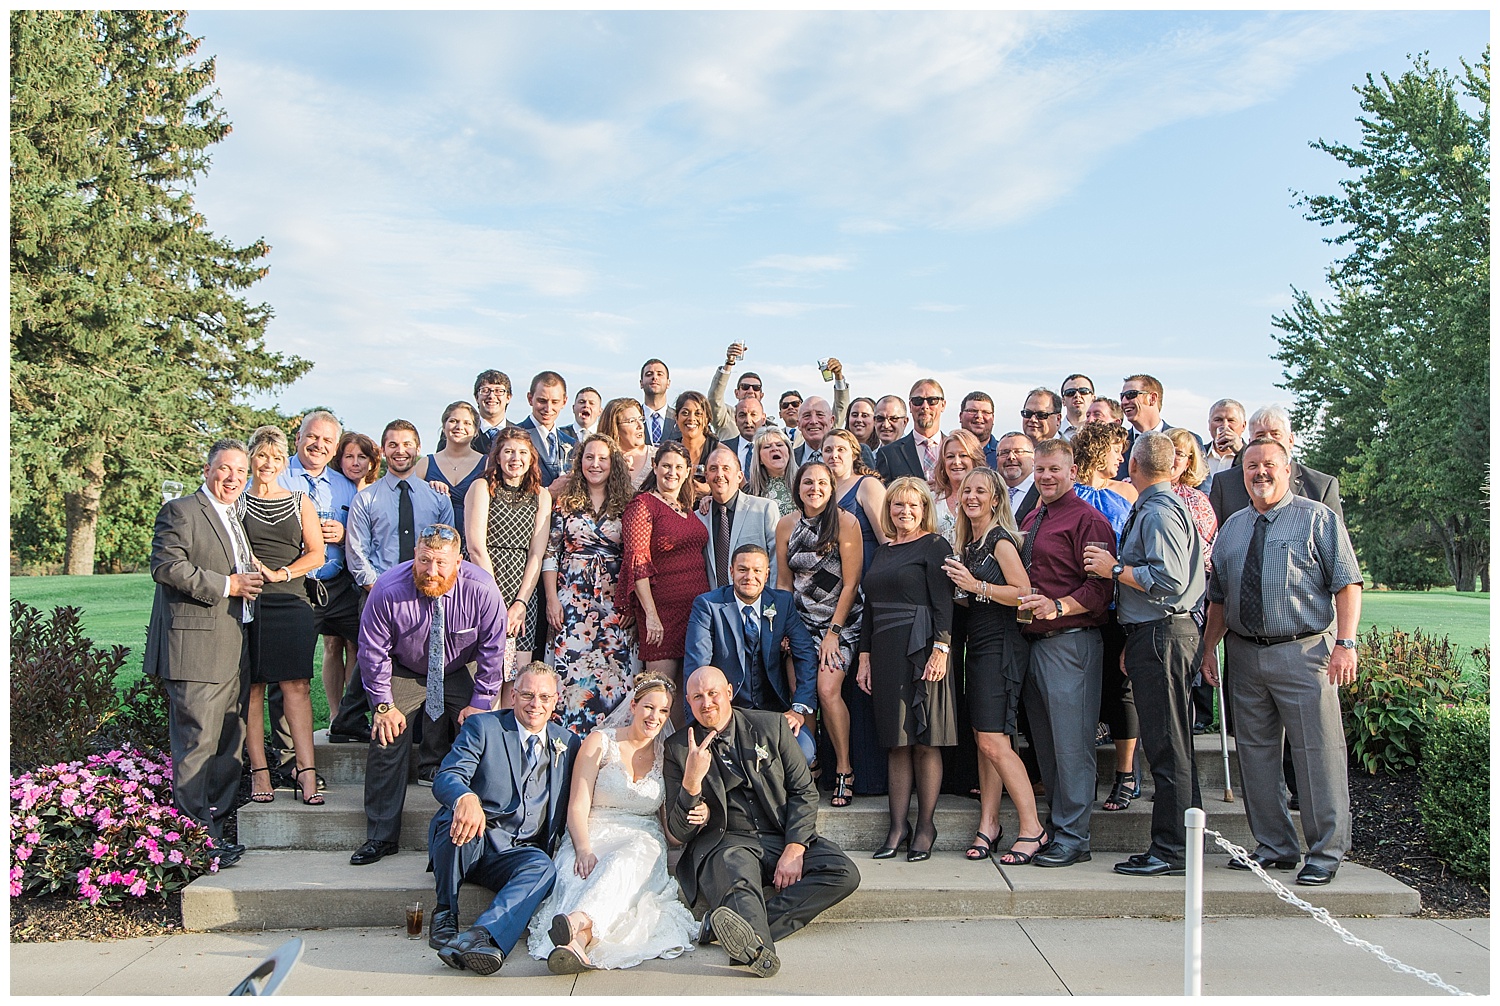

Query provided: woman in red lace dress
[619,441,708,724]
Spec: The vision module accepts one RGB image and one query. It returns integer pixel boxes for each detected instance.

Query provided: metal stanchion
[1184,807,1207,996]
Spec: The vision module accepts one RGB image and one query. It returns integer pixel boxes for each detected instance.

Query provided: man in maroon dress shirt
[1016,439,1117,868]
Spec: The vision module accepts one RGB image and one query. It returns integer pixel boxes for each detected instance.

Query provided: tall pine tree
[11,10,309,573]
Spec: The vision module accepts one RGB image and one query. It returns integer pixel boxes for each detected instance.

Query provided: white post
[1184,807,1207,996]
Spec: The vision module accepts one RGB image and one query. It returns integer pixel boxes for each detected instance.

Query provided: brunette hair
[640,440,698,509]
[822,428,875,477]
[793,461,842,556]
[1069,422,1117,481]
[844,396,879,448]
[483,426,543,496]
[336,431,382,487]
[630,670,676,704]
[599,397,644,445]
[552,433,633,519]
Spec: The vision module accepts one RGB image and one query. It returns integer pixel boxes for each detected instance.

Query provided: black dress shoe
[1113,852,1185,877]
[429,907,460,952]
[349,839,399,866]
[1031,844,1092,868]
[709,907,779,977]
[1296,864,1336,886]
[214,842,247,868]
[455,926,506,976]
[1226,853,1300,872]
[697,913,715,946]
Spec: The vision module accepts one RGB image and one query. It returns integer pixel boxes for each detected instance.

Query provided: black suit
[1012,484,1039,524]
[875,433,925,483]
[1115,421,1204,480]
[663,709,859,950]
[1207,459,1343,527]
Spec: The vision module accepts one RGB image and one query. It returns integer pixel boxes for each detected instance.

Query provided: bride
[527,672,703,972]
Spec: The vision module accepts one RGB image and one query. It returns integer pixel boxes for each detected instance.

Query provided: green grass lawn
[1361,589,1490,661]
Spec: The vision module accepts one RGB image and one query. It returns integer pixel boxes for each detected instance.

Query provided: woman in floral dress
[544,434,641,735]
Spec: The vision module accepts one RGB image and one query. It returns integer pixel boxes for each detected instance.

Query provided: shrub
[1339,625,1476,774]
[10,748,221,905]
[101,674,173,756]
[10,602,128,770]
[1419,703,1489,882]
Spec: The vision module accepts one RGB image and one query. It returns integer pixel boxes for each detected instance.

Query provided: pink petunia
[15,846,32,862]
[91,841,109,859]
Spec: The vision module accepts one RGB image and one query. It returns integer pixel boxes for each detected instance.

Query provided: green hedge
[1418,703,1490,883]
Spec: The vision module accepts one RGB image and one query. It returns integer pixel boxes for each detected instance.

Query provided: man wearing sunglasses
[1058,375,1094,441]
[1021,388,1064,444]
[877,378,946,483]
[1116,374,1203,479]
[707,342,765,439]
[351,523,508,868]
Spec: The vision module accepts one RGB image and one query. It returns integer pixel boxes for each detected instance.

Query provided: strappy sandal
[248,766,275,803]
[295,766,325,806]
[964,829,1001,861]
[830,772,855,808]
[997,832,1050,866]
[1102,769,1139,812]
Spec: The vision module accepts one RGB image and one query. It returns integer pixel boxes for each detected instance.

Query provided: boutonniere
[754,742,771,767]
[551,737,568,758]
[761,603,777,621]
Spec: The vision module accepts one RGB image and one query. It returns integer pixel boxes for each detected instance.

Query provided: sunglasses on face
[1120,389,1148,401]
[1020,409,1058,420]
[1061,387,1092,398]
[910,396,945,407]
[781,400,802,410]
[739,383,762,392]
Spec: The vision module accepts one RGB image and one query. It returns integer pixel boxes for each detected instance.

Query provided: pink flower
[24,815,39,830]
[59,789,78,807]
[91,841,109,860]
[15,846,32,862]
[9,880,21,897]
[164,832,180,843]
[148,849,165,865]
[24,832,39,845]
[128,878,147,897]
[11,866,24,881]
[168,849,184,865]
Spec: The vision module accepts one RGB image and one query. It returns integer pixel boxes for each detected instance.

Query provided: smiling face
[888,488,926,537]
[942,439,975,484]
[296,417,341,475]
[653,450,688,496]
[959,470,998,521]
[1120,378,1161,430]
[443,409,475,448]
[675,397,707,439]
[797,465,833,513]
[382,429,420,476]
[995,435,1034,488]
[579,439,612,488]
[845,400,875,442]
[498,438,533,484]
[730,549,770,605]
[528,381,566,428]
[1022,392,1061,442]
[874,398,909,445]
[778,394,803,428]
[1032,447,1078,504]
[339,442,374,484]
[630,686,672,739]
[1243,442,1291,509]
[475,382,510,425]
[203,448,250,505]
[959,399,994,442]
[797,397,833,447]
[686,666,734,732]
[511,667,560,733]
[705,447,741,503]
[249,444,287,487]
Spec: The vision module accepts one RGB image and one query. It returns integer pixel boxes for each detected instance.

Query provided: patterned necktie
[227,504,256,622]
[1240,514,1270,635]
[1021,504,1048,568]
[920,438,937,480]
[546,430,559,467]
[425,594,445,721]
[650,411,663,444]
[741,603,761,659]
[714,502,732,586]
[397,480,415,563]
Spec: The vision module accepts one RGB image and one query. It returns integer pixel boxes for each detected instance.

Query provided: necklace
[653,491,684,515]
[244,492,302,524]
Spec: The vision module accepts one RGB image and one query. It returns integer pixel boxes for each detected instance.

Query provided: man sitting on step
[427,662,581,975]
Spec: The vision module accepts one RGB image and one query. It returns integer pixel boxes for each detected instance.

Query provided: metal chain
[1206,829,1472,997]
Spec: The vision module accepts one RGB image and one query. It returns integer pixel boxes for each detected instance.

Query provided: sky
[184,9,1489,446]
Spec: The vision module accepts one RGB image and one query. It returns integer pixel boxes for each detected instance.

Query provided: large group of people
[144,346,1362,976]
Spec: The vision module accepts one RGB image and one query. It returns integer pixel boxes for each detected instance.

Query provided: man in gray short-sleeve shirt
[1202,438,1362,887]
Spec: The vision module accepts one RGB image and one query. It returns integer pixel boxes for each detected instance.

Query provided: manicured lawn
[1361,589,1490,662]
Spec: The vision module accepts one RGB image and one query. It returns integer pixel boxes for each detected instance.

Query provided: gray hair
[206,437,249,467]
[1210,398,1246,421]
[1247,405,1292,436]
[298,409,342,437]
[1131,431,1176,478]
[515,660,560,688]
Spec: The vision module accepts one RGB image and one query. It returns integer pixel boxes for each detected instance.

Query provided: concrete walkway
[11,916,1488,996]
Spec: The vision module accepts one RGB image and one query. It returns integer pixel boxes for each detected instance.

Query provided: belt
[1230,628,1325,647]
[1029,626,1088,641]
[1121,613,1196,635]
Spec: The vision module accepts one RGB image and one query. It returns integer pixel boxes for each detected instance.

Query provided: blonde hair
[933,429,984,500]
[953,467,1019,553]
[1168,428,1210,488]
[746,424,794,498]
[879,476,938,539]
[247,425,289,463]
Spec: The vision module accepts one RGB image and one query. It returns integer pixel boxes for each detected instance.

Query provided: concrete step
[237,785,1271,855]
[181,849,1418,932]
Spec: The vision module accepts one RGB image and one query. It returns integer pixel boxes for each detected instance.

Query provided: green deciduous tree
[11,10,310,574]
[1273,49,1489,591]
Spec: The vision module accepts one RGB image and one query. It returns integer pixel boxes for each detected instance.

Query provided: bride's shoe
[546,913,596,974]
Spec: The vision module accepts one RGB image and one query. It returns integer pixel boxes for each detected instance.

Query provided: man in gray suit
[143,439,264,867]
[698,446,780,590]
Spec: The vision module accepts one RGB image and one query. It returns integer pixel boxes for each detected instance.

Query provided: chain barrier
[1207,829,1473,997]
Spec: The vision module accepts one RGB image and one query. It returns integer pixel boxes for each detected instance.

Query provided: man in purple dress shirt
[350,524,509,866]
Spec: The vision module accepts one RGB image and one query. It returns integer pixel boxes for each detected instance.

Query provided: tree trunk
[62,449,106,575]
[1438,513,1486,592]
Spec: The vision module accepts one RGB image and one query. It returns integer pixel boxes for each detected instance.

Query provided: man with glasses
[1058,375,1094,441]
[1020,388,1063,444]
[878,378,945,483]
[872,395,909,447]
[995,431,1040,522]
[1116,374,1201,478]
[777,390,805,447]
[471,371,514,455]
[351,523,509,868]
[707,342,764,439]
[959,391,999,468]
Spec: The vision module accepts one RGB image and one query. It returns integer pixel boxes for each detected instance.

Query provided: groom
[663,666,860,978]
[427,662,581,975]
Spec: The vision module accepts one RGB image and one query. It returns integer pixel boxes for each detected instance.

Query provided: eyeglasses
[1120,389,1148,401]
[1020,409,1058,420]
[618,415,644,426]
[476,387,509,399]
[738,383,762,392]
[875,415,907,424]
[910,396,945,407]
[780,400,802,410]
[418,524,460,541]
[515,691,558,705]
[960,408,994,418]
[1060,387,1093,398]
[996,448,1034,457]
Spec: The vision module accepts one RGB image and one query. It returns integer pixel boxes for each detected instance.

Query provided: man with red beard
[351,524,508,866]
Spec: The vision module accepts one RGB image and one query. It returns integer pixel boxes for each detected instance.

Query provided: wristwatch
[1335,638,1357,650]
[1053,599,1065,617]
[1111,562,1125,581]
[792,703,814,717]
[375,702,395,715]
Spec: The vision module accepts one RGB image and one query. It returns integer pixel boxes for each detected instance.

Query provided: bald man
[663,667,859,978]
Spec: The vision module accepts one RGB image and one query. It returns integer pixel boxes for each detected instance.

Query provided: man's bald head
[797,396,834,449]
[685,665,734,730]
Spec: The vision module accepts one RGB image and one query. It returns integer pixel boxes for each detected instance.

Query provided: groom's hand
[449,792,485,846]
[682,727,720,796]
[773,842,805,891]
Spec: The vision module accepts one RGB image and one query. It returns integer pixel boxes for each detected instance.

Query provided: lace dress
[526,729,696,969]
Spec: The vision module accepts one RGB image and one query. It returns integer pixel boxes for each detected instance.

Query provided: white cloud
[747,254,853,274]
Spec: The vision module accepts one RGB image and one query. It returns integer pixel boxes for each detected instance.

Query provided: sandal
[295,766,325,806]
[830,772,855,808]
[997,832,1050,866]
[1102,769,1140,812]
[964,829,1001,861]
[249,766,275,803]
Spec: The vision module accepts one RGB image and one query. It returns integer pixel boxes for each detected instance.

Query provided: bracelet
[932,641,950,654]
[279,566,291,582]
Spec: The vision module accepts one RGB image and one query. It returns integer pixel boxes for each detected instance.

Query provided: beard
[413,565,460,598]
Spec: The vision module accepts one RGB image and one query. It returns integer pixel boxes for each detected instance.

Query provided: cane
[1216,680,1234,802]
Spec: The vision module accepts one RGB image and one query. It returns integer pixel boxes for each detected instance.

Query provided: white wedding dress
[526,728,697,969]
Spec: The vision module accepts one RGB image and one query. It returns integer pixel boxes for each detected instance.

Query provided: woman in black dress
[856,477,954,862]
[417,401,488,550]
[242,426,327,805]
[942,468,1048,865]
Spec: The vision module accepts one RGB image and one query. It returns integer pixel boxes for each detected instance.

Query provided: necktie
[227,505,256,622]
[545,430,559,467]
[425,594,446,721]
[525,734,541,775]
[741,442,753,472]
[1021,504,1048,569]
[650,411,663,444]
[714,502,732,586]
[1240,514,1270,635]
[397,480,415,563]
[741,603,762,705]
[920,438,937,480]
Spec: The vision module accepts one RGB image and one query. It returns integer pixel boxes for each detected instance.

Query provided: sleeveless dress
[549,506,640,735]
[241,491,316,683]
[785,515,863,662]
[837,476,879,574]
[619,493,710,662]
[961,525,1030,737]
[425,451,486,550]
[484,483,542,652]
[526,729,696,969]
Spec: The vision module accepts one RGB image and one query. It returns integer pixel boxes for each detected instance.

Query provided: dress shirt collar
[1006,473,1034,501]
[378,471,419,493]
[1254,490,1297,523]
[531,415,558,435]
[517,721,548,750]
[713,491,740,518]
[734,591,762,617]
[915,430,942,452]
[199,484,236,519]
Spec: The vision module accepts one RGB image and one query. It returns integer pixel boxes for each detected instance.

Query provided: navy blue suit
[429,710,581,953]
[516,416,577,485]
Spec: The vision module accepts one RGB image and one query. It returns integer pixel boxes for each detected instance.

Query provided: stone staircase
[181,730,1419,930]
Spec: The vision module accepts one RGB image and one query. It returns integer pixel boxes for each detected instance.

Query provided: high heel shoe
[295,766,325,806]
[248,766,275,803]
[872,822,912,860]
[908,826,937,863]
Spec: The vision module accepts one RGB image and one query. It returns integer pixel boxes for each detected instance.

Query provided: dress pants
[364,669,475,844]
[418,663,478,779]
[428,821,556,953]
[1123,615,1203,866]
[1021,628,1103,853]
[701,833,860,950]
[161,632,249,841]
[1224,632,1350,871]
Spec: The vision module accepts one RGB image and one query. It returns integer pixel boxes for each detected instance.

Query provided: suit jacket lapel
[502,716,525,797]
[545,723,568,812]
[721,598,749,676]
[195,492,235,568]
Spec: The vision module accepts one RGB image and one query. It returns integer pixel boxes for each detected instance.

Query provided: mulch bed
[1345,764,1488,919]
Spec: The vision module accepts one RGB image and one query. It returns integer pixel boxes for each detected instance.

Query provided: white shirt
[200,487,252,621]
[1005,474,1035,513]
[517,722,548,763]
[1059,418,1083,441]
[1205,447,1239,475]
[644,404,671,441]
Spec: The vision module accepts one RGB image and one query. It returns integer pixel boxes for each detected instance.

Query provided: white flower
[762,603,777,621]
[754,742,771,766]
[551,737,568,758]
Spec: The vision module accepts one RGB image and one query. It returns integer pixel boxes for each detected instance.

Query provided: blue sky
[185,10,1488,446]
